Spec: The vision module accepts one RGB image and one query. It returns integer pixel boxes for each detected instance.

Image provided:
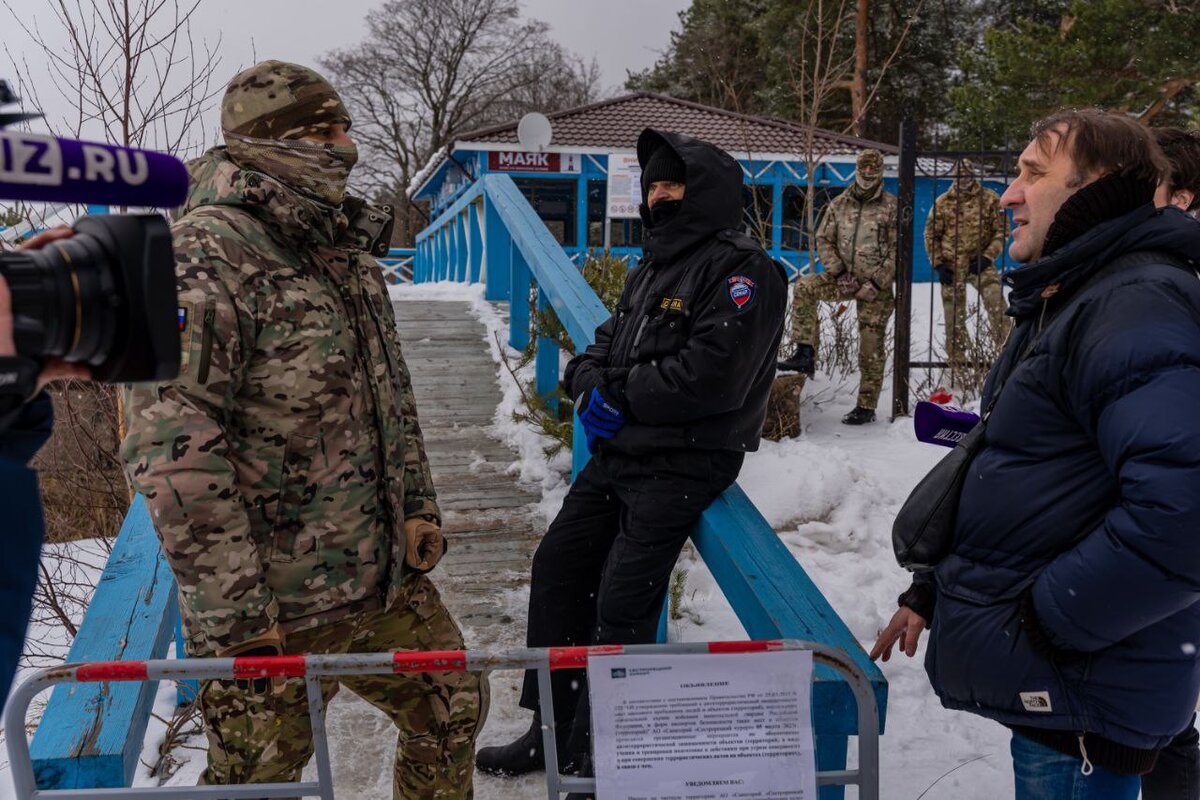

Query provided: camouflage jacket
[122,147,438,655]
[923,179,1006,268]
[815,182,899,288]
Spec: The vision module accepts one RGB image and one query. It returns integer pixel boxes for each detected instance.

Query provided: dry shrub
[32,382,129,543]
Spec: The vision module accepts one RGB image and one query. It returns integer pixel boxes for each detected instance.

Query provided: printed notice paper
[589,650,817,800]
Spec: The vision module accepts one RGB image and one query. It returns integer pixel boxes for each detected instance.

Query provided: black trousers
[1143,717,1200,800]
[518,447,744,756]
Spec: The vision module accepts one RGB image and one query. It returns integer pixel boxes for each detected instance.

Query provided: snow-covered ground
[391,281,1019,799]
[0,280,1072,799]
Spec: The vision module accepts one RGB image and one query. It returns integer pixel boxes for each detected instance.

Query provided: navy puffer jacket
[926,205,1200,750]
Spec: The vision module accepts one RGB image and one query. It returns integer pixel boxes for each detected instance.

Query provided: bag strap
[982,249,1187,419]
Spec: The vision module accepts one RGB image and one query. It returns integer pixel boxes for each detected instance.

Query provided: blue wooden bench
[29,496,177,788]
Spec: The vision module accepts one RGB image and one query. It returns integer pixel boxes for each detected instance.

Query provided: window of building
[586,180,606,247]
[608,218,643,248]
[742,185,773,247]
[781,185,845,251]
[513,178,577,247]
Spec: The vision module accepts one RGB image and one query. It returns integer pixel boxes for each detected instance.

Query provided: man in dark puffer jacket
[873,110,1200,799]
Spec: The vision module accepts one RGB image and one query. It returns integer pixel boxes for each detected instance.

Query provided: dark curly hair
[1152,127,1200,212]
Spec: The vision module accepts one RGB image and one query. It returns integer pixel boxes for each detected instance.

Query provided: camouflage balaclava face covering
[954,158,980,192]
[855,149,884,191]
[221,60,357,207]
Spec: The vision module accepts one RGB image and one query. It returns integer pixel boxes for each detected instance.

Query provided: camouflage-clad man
[121,61,486,798]
[924,158,1011,362]
[777,148,898,425]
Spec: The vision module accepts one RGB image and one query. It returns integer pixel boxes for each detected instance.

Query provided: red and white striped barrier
[5,639,879,800]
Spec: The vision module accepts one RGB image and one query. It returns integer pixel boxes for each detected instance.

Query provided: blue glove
[579,387,626,450]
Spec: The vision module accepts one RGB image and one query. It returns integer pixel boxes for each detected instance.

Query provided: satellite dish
[517,112,553,151]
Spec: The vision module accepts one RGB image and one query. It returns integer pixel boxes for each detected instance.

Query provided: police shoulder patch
[727,275,755,311]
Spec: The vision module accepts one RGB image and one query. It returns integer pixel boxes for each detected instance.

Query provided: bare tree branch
[320,0,601,244]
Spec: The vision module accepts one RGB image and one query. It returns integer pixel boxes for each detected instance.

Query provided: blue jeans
[1011,733,1141,800]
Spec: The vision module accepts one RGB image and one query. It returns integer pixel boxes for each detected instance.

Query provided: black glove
[969,255,993,275]
[934,263,956,285]
[897,581,935,623]
[0,355,40,436]
[1018,589,1082,664]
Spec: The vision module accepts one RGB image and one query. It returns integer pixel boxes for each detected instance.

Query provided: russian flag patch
[727,275,755,311]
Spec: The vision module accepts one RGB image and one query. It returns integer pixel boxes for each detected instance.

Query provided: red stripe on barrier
[233,655,307,679]
[548,645,625,670]
[707,640,784,654]
[75,661,150,682]
[392,650,468,672]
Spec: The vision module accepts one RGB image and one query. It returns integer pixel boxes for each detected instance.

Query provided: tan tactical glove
[854,280,880,302]
[836,271,861,297]
[404,517,445,572]
[216,623,287,695]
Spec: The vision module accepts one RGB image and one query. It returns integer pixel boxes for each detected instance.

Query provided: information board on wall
[606,153,642,218]
[590,650,817,800]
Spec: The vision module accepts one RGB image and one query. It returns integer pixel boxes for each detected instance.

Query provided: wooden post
[484,197,510,301]
[509,242,531,351]
[535,288,559,413]
[455,213,469,282]
[467,200,483,284]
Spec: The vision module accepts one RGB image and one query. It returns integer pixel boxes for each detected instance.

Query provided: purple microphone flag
[0,131,188,208]
[914,400,980,448]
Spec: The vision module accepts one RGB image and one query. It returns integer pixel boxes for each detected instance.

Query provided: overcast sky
[5,0,689,145]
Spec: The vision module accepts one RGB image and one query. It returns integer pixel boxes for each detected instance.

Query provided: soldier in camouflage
[777,148,898,425]
[924,158,1011,367]
[121,61,486,798]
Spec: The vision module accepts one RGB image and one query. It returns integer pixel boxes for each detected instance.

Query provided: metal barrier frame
[6,640,879,800]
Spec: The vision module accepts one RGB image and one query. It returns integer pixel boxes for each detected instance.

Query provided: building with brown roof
[409,92,947,277]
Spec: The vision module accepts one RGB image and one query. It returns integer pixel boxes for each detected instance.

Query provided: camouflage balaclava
[854,149,884,192]
[954,158,980,192]
[221,60,357,207]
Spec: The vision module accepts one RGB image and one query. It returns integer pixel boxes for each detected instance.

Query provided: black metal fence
[893,116,1020,417]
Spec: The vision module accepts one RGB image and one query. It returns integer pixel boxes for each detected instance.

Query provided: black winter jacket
[565,129,787,454]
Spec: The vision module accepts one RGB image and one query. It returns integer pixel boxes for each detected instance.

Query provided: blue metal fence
[415,172,888,798]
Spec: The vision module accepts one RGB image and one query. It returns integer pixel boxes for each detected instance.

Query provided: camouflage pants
[198,575,488,799]
[940,264,1011,363]
[789,270,894,410]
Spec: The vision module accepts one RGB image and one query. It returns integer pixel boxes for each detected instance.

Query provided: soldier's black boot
[565,753,595,799]
[776,343,816,375]
[841,406,877,425]
[476,712,572,776]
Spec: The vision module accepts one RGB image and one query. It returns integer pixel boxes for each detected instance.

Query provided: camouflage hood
[182,146,344,247]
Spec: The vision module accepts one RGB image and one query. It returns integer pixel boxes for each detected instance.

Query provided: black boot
[565,753,595,800]
[777,343,816,375]
[841,406,877,425]
[476,712,562,776]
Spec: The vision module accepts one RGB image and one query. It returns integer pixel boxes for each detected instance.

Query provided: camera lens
[0,233,119,363]
[0,214,179,383]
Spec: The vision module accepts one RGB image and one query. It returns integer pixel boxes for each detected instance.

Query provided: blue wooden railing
[415,172,888,798]
[30,176,886,797]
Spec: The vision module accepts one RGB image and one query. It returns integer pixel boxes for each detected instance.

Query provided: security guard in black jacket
[477,129,787,781]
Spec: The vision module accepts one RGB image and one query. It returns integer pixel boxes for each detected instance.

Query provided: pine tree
[949,0,1200,148]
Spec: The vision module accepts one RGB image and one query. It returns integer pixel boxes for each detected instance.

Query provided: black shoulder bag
[891,250,1181,572]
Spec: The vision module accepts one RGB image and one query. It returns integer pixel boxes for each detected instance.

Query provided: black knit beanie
[641,144,686,195]
[1042,172,1156,257]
